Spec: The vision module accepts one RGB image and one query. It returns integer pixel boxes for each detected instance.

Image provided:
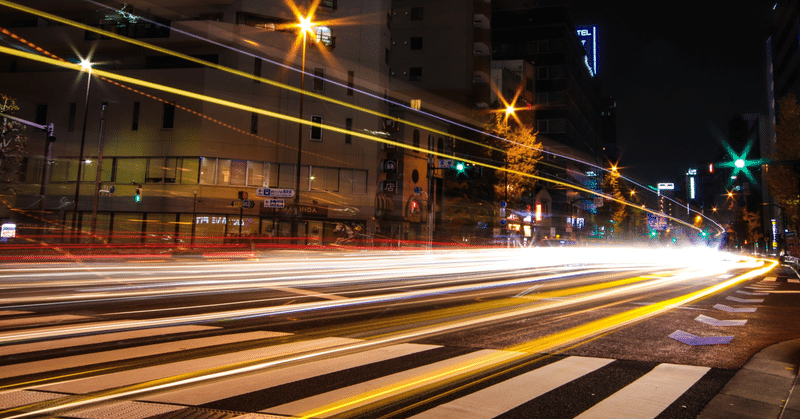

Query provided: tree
[768,94,800,231]
[596,168,626,239]
[0,94,28,193]
[732,207,763,249]
[485,112,542,205]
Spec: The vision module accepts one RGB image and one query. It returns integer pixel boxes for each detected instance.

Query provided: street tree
[768,94,800,231]
[596,168,626,239]
[0,94,28,193]
[485,112,542,206]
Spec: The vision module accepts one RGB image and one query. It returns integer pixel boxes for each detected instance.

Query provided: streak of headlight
[0,48,705,235]
[0,0,717,232]
[74,2,726,235]
[295,259,777,418]
[3,257,767,419]
[0,1,727,233]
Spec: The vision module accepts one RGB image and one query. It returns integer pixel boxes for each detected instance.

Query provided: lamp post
[291,14,315,244]
[71,58,93,242]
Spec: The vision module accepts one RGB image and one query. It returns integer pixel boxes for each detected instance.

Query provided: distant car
[538,238,577,247]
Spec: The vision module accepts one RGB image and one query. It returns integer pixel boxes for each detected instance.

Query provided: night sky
[566,1,775,186]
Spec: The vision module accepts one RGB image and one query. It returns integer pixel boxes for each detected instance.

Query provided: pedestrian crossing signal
[134,187,142,203]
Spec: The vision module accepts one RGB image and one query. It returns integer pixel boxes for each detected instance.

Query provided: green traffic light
[455,162,465,172]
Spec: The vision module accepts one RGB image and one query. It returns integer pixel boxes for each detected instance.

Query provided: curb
[698,338,800,419]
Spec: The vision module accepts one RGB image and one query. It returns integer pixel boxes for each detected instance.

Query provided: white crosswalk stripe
[410,356,613,418]
[574,363,710,418]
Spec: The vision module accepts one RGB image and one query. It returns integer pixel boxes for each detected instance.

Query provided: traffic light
[134,187,142,203]
[409,199,420,214]
[455,162,466,173]
[238,191,248,200]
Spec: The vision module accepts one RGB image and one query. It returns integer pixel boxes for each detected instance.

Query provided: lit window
[315,26,334,46]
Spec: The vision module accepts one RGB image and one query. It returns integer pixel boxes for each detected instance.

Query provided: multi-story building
[0,0,399,245]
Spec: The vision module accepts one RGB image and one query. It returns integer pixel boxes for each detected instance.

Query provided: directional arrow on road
[694,315,747,327]
[714,304,757,313]
[736,290,768,296]
[669,330,734,346]
[726,296,764,303]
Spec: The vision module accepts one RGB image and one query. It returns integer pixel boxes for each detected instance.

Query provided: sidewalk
[699,338,800,419]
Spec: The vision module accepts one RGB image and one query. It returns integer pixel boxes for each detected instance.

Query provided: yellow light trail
[0,256,767,418]
[0,0,504,154]
[297,259,777,418]
[0,44,702,233]
[0,1,723,234]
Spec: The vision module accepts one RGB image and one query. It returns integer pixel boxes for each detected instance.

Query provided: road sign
[647,213,668,231]
[437,159,455,169]
[231,200,242,208]
[241,200,255,209]
[264,199,285,208]
[255,188,295,198]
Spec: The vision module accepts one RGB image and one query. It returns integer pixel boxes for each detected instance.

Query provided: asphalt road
[0,247,795,419]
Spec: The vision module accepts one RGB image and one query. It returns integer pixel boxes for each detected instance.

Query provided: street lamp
[292,12,316,244]
[71,58,93,241]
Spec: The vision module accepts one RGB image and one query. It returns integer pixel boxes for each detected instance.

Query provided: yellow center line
[297,260,776,418]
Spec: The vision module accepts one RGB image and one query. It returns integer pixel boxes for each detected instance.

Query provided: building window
[537,67,548,80]
[410,37,422,50]
[385,48,391,65]
[313,67,324,91]
[409,67,422,81]
[315,27,334,47]
[68,103,76,132]
[345,117,352,144]
[311,115,323,141]
[347,71,354,96]
[132,101,140,131]
[251,112,258,134]
[199,157,216,184]
[35,104,47,127]
[550,119,567,133]
[254,58,261,83]
[410,7,423,21]
[537,93,549,105]
[537,120,549,133]
[162,102,175,129]
[412,129,420,151]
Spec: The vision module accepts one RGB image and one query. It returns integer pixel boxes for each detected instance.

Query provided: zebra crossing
[0,320,725,419]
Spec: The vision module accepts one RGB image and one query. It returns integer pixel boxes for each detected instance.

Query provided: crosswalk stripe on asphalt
[410,356,614,418]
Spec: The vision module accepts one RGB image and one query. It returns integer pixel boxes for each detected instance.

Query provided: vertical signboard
[576,25,598,76]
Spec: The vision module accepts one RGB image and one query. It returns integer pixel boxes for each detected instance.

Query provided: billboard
[576,25,598,76]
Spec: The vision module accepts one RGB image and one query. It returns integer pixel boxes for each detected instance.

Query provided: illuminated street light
[72,56,93,241]
[292,11,316,244]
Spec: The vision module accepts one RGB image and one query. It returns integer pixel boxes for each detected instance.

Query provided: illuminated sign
[535,201,542,222]
[690,177,696,200]
[687,169,697,175]
[576,25,598,76]
[657,183,674,190]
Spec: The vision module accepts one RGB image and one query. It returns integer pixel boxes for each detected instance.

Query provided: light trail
[1,40,708,235]
[0,252,771,418]
[0,0,726,234]
[296,258,777,418]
